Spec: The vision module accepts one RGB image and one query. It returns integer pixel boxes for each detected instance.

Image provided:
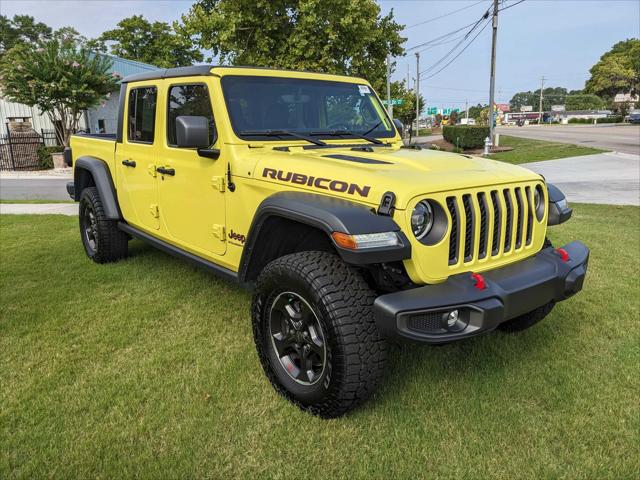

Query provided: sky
[2,0,639,109]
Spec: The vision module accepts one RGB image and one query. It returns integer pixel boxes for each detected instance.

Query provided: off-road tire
[498,301,556,332]
[252,251,387,418]
[79,187,128,263]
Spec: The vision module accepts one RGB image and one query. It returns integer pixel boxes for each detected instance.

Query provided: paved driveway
[496,124,640,155]
[522,152,639,206]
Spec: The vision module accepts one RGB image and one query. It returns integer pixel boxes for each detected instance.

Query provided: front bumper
[374,241,589,344]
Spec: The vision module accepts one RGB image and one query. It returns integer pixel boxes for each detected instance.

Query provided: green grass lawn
[489,135,608,164]
[1,205,639,478]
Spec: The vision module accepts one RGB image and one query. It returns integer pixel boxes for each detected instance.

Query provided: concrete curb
[0,203,78,215]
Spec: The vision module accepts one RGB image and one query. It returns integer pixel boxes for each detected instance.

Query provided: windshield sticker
[358,85,371,95]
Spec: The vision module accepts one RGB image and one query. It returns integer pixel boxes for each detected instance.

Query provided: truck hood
[249,144,542,209]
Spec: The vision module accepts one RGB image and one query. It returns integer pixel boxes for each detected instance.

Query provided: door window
[167,84,215,146]
[127,87,157,143]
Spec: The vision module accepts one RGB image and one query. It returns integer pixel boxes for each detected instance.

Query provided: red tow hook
[555,248,570,262]
[471,272,486,290]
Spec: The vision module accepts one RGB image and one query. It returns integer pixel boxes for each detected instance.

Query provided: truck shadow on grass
[126,239,561,417]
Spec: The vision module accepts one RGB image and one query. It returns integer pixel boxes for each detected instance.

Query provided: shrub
[596,116,623,124]
[36,145,64,170]
[442,125,489,149]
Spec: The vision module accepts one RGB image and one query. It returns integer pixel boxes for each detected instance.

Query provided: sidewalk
[0,168,72,179]
[0,203,78,215]
[522,152,639,206]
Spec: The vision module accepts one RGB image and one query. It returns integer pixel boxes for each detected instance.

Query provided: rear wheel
[252,251,387,418]
[79,187,128,263]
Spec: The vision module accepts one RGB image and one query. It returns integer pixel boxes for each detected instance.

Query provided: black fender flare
[547,183,572,225]
[238,191,411,282]
[73,156,122,220]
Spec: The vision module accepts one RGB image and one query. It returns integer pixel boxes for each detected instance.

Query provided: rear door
[156,80,227,256]
[115,84,160,231]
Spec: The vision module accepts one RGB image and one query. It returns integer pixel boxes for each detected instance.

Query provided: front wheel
[252,251,387,418]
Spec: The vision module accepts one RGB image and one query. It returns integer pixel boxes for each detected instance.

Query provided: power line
[405,0,488,30]
[498,0,526,12]
[418,12,490,76]
[420,17,492,80]
[406,20,481,51]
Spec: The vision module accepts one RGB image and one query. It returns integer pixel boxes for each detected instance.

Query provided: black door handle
[156,166,175,176]
[121,159,136,167]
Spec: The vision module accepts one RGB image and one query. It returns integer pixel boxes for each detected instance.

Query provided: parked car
[626,109,640,124]
[66,66,589,418]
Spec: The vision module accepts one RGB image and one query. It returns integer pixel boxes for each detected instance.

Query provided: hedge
[568,116,623,124]
[442,125,490,149]
[36,145,64,170]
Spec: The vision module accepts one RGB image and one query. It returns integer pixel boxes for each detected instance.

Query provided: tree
[0,37,118,146]
[509,87,567,112]
[0,15,52,55]
[468,103,486,122]
[180,0,405,92]
[92,15,202,68]
[585,39,640,98]
[389,80,423,127]
[565,93,605,111]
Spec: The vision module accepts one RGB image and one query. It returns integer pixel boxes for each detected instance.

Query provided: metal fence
[0,129,60,171]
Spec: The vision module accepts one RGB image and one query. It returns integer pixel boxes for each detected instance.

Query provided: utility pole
[415,52,420,134]
[386,54,393,118]
[488,0,499,145]
[465,99,469,120]
[407,63,410,91]
[538,76,545,124]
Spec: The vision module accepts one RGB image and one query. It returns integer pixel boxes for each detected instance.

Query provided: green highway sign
[386,98,404,106]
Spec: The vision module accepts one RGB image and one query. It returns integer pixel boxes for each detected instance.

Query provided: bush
[597,116,623,124]
[36,145,64,170]
[442,125,489,149]
[567,116,623,124]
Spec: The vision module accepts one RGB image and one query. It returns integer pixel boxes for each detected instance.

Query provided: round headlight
[411,200,434,240]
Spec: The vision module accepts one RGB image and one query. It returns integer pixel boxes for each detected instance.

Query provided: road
[0,177,71,200]
[496,124,640,155]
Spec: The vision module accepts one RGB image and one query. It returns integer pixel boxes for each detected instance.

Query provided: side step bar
[118,222,240,285]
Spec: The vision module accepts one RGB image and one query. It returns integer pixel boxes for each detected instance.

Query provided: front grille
[407,311,444,334]
[446,184,539,267]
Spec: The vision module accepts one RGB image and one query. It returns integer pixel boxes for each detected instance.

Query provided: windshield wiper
[240,129,326,146]
[310,130,384,145]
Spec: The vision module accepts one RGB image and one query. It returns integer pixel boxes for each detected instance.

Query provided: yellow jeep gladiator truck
[67,65,588,418]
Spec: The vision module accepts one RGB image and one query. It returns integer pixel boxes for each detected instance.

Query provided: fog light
[446,310,459,327]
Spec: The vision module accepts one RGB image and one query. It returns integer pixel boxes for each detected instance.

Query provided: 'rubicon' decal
[262,168,371,198]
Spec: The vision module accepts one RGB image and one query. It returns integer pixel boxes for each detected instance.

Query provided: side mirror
[393,118,404,137]
[175,115,219,159]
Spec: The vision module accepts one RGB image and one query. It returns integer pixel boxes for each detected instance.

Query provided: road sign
[520,105,533,112]
[551,105,566,112]
[385,99,404,106]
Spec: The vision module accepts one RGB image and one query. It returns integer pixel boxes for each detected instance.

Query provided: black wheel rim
[269,292,326,385]
[82,203,98,252]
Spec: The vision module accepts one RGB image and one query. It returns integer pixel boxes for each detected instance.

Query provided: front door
[116,85,160,231]
[157,81,226,257]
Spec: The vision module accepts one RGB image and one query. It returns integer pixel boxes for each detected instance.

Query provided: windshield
[221,75,395,141]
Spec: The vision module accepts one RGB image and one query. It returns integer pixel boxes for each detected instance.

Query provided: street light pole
[386,53,393,118]
[488,0,499,144]
[415,52,420,134]
[538,76,545,124]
